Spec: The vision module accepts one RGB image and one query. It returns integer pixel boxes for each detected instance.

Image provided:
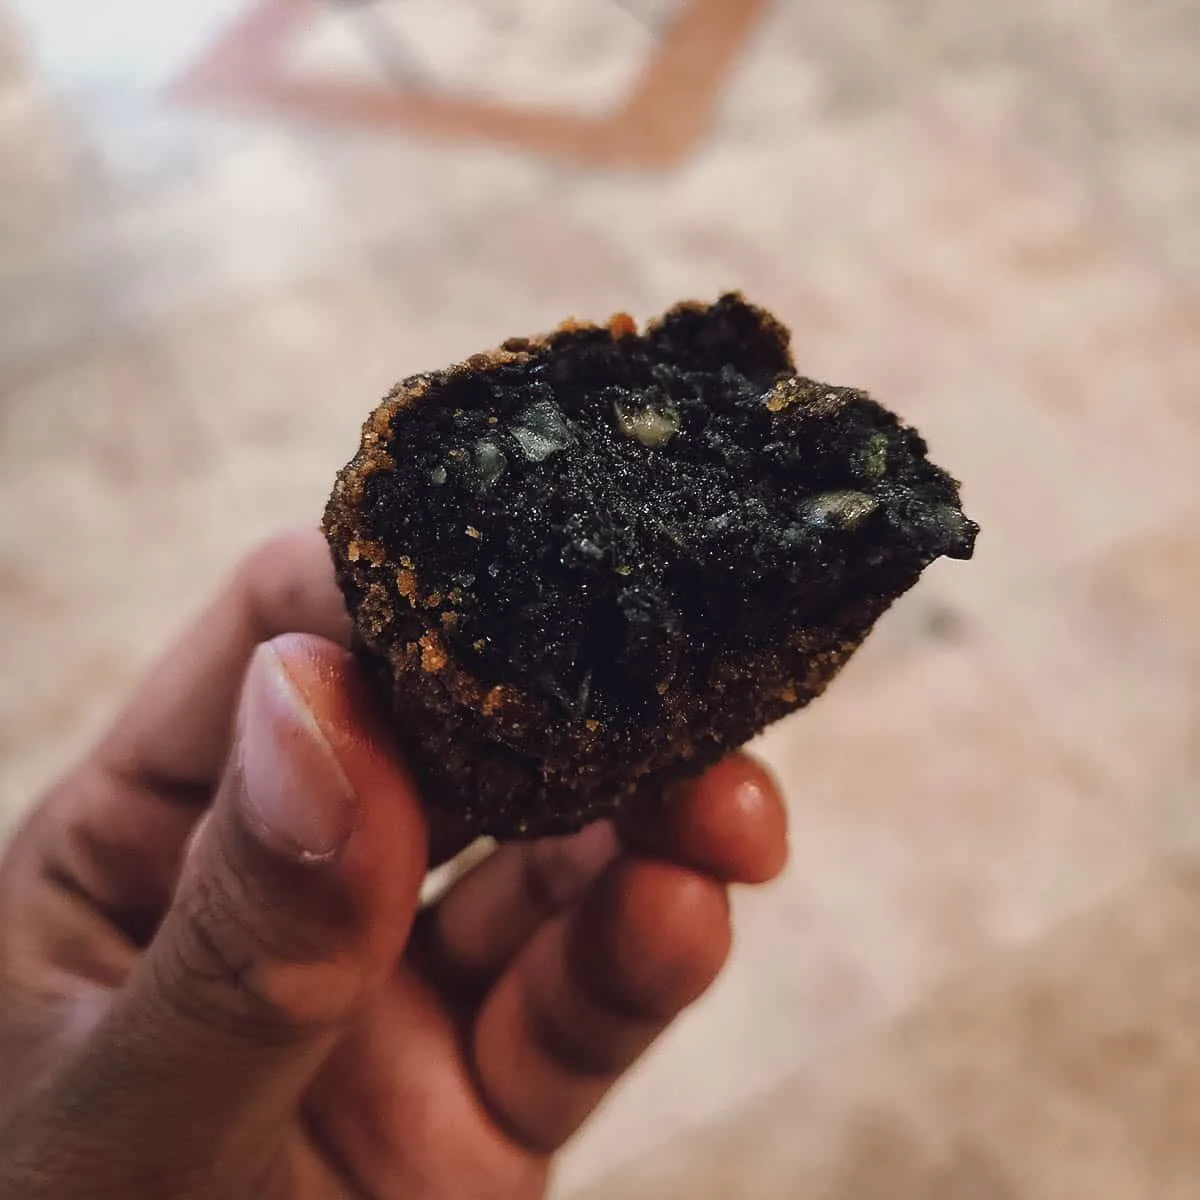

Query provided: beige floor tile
[742,0,1200,286]
[0,127,340,366]
[159,267,412,454]
[1096,518,1200,655]
[754,639,1141,996]
[565,854,1200,1198]
[983,518,1200,851]
[0,20,78,243]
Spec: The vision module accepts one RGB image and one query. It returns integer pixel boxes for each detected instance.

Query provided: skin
[0,529,789,1199]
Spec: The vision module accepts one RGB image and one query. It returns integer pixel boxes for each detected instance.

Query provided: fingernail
[237,643,359,862]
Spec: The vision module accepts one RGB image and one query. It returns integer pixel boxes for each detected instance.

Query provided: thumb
[13,635,429,1196]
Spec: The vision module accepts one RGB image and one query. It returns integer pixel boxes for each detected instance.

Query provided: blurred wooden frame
[169,0,770,167]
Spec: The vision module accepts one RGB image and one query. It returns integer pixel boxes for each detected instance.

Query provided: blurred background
[0,0,1196,1195]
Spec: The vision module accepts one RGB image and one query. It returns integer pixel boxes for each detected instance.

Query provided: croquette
[323,294,978,839]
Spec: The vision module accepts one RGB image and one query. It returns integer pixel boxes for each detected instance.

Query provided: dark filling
[359,295,976,728]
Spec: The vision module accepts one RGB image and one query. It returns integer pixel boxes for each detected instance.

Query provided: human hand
[0,530,788,1199]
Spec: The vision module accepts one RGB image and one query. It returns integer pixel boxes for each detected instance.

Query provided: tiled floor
[0,2,1196,1196]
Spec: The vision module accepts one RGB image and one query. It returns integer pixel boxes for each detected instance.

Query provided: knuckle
[578,863,731,1019]
[522,838,601,916]
[530,997,643,1078]
[156,833,359,1041]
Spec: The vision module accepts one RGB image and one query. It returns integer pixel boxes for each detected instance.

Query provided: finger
[415,822,619,994]
[620,753,790,884]
[416,754,785,999]
[3,635,428,1196]
[23,529,351,945]
[473,858,731,1153]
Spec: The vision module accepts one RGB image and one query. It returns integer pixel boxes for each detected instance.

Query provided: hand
[0,530,788,1199]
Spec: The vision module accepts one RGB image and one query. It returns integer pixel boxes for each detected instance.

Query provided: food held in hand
[324,294,978,839]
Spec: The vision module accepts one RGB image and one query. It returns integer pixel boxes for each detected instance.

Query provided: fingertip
[269,634,403,789]
[264,634,429,911]
[623,754,790,885]
[237,642,361,864]
[709,755,790,883]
